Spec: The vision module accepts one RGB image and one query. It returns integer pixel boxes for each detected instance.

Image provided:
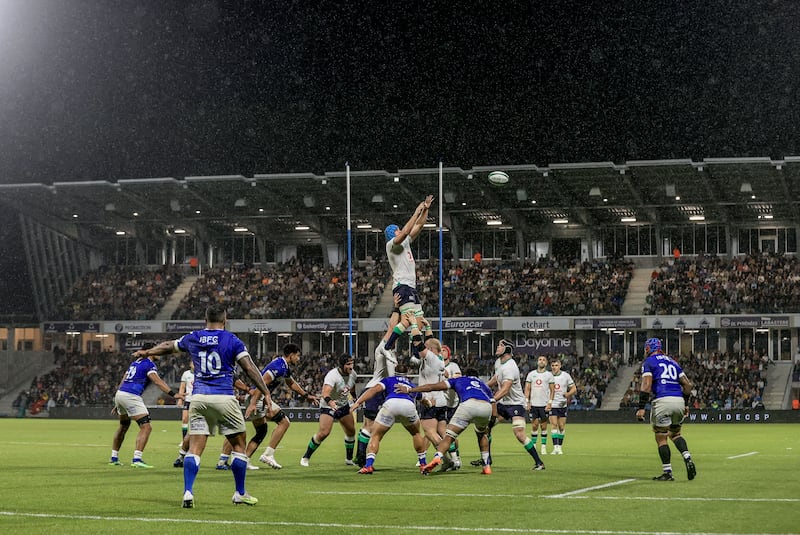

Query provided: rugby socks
[344,435,355,461]
[303,436,321,459]
[672,436,691,459]
[385,324,407,350]
[217,453,230,467]
[181,425,188,438]
[658,444,672,469]
[364,453,376,469]
[356,429,370,461]
[183,454,200,494]
[523,438,544,464]
[110,449,120,462]
[447,441,460,465]
[418,451,428,466]
[230,452,248,496]
[133,450,144,463]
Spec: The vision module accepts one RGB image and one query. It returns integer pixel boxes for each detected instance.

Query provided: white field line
[310,490,799,503]
[726,451,758,459]
[0,511,777,535]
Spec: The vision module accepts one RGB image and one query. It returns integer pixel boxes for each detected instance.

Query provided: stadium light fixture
[294,225,310,231]
[234,227,249,232]
[689,215,705,221]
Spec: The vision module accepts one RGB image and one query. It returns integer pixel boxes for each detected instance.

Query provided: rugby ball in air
[487,170,509,186]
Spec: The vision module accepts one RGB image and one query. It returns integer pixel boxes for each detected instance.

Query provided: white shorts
[114,391,148,419]
[375,397,419,428]
[450,398,492,433]
[650,396,686,428]
[188,394,247,436]
[249,397,281,420]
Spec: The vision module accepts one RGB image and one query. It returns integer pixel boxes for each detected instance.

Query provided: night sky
[2,0,799,185]
[1,0,800,318]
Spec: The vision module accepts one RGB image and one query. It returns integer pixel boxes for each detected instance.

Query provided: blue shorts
[444,406,457,422]
[363,391,385,420]
[392,284,421,309]
[497,403,526,420]
[419,404,447,421]
[529,406,549,421]
[320,405,351,420]
[550,407,568,418]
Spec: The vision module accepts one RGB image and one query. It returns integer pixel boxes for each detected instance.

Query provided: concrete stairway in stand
[155,275,198,320]
[598,363,638,410]
[620,268,653,316]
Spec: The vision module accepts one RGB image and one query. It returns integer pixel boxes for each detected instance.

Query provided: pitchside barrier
[46,406,800,423]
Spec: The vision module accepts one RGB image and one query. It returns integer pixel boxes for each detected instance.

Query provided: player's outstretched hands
[423,195,434,209]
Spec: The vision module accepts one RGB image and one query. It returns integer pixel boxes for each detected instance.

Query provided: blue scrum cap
[384,224,399,241]
[644,338,662,354]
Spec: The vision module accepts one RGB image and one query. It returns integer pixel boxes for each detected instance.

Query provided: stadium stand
[646,252,800,315]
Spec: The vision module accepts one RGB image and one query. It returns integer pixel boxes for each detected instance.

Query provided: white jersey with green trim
[525,369,553,407]
[386,236,416,288]
[493,356,526,406]
[320,367,357,409]
[444,361,462,408]
[551,371,575,409]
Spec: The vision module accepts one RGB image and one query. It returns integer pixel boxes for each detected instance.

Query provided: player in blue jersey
[109,343,184,468]
[635,338,697,481]
[137,305,272,508]
[350,374,428,474]
[396,369,495,475]
[244,343,318,469]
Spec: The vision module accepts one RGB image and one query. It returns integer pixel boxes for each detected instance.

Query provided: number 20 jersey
[177,329,249,396]
[640,353,686,400]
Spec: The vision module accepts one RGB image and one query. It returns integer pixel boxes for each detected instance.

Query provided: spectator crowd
[417,257,635,317]
[52,265,184,320]
[171,260,388,320]
[646,252,800,315]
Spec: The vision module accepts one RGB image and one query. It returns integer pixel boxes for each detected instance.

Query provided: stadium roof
[0,157,796,250]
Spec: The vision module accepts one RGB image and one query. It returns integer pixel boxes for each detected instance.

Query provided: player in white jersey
[380,195,434,353]
[301,354,358,466]
[547,358,577,454]
[487,339,545,470]
[355,316,401,466]
[408,320,447,461]
[441,345,463,470]
[173,361,195,467]
[524,356,554,455]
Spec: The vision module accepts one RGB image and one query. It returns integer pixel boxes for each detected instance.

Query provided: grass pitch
[0,418,798,534]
